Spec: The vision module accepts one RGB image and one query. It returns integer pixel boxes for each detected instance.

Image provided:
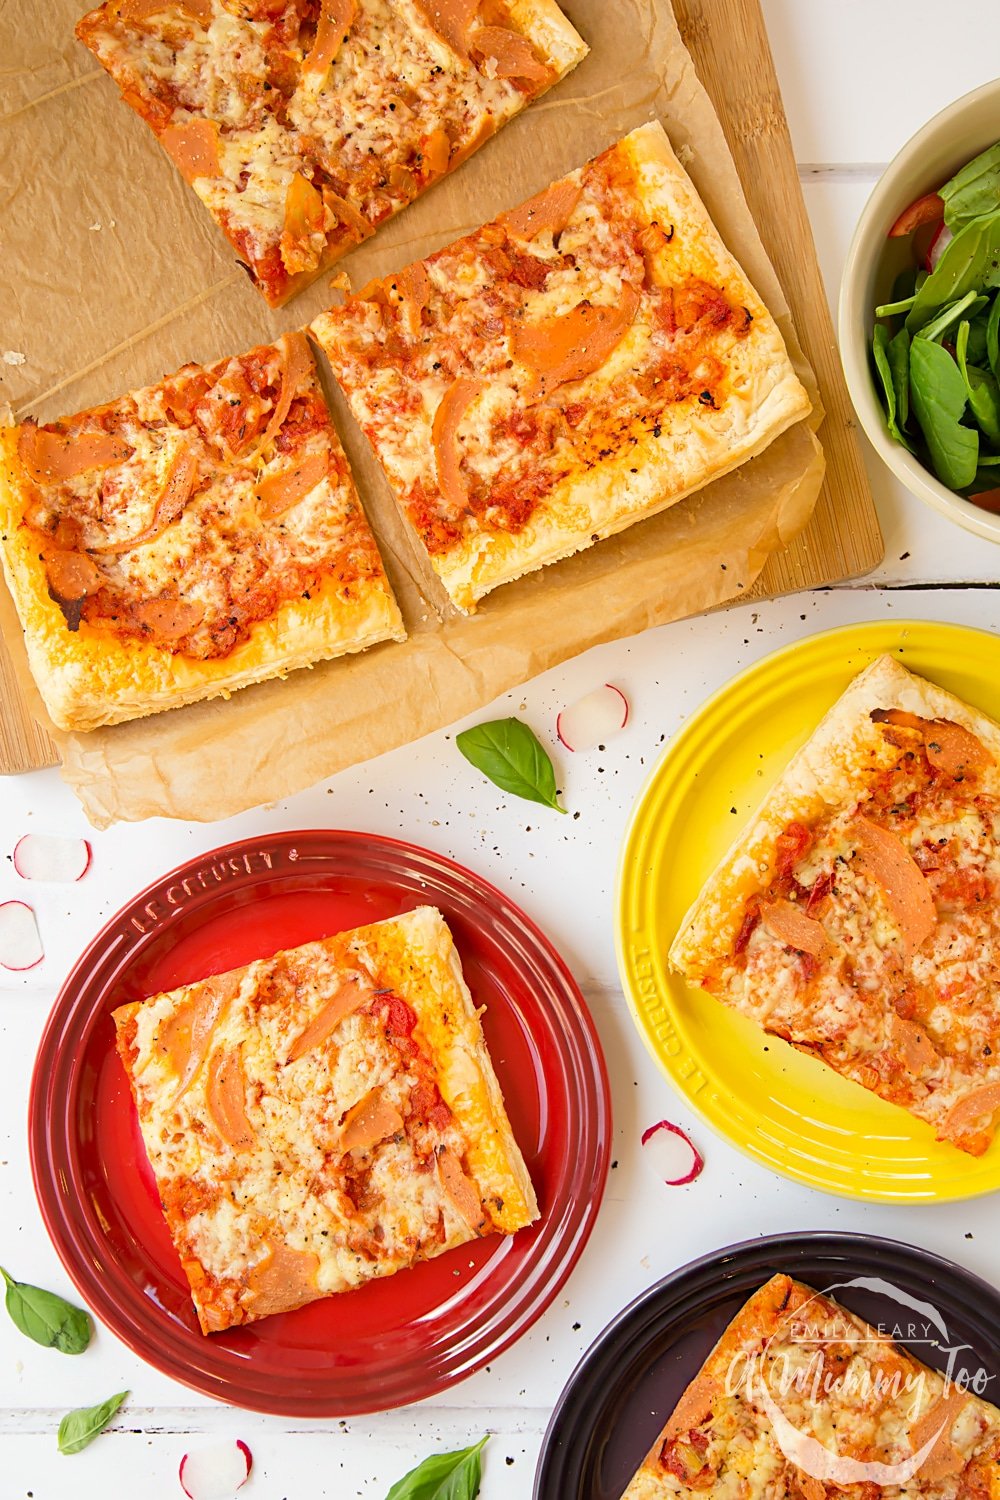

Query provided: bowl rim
[838,76,1000,544]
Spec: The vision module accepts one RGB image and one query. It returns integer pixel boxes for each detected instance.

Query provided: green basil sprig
[0,1267,91,1354]
[386,1436,488,1500]
[57,1390,129,1455]
[456,718,565,813]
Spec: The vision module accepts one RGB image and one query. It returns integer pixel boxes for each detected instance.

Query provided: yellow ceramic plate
[615,620,1000,1203]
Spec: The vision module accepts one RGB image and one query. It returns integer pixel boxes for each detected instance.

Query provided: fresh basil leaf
[386,1436,488,1500]
[57,1391,128,1456]
[907,211,1000,333]
[872,326,913,451]
[988,294,1000,379]
[0,1268,91,1354]
[456,719,565,813]
[956,321,1000,444]
[941,140,1000,229]
[919,289,982,344]
[888,327,911,430]
[909,336,979,489]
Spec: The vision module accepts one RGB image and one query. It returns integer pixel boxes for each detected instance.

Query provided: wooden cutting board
[0,0,882,777]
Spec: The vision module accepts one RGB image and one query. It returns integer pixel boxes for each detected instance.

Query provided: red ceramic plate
[29,830,610,1416]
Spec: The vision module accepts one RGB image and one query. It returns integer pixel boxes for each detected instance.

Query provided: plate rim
[614,619,1000,1204]
[29,827,612,1416]
[533,1228,1000,1500]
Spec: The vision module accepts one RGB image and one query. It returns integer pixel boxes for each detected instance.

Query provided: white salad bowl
[839,77,1000,545]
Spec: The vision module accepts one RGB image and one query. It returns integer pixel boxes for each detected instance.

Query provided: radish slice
[0,902,43,971]
[641,1119,704,1185]
[179,1440,252,1499]
[13,834,92,883]
[926,222,953,273]
[556,684,629,753]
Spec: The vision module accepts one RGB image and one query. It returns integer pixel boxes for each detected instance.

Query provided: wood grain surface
[0,0,882,777]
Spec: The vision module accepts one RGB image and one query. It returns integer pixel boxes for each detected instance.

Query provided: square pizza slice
[0,333,404,731]
[310,120,812,613]
[112,905,538,1333]
[670,655,1000,1156]
[623,1273,1000,1498]
[76,0,588,306]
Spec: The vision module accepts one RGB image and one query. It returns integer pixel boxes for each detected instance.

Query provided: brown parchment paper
[0,0,825,827]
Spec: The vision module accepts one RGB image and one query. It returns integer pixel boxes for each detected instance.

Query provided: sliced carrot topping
[512,284,641,395]
[130,597,205,639]
[850,816,937,957]
[321,185,374,245]
[500,178,581,242]
[244,333,315,464]
[939,1081,1000,1138]
[19,425,131,484]
[205,1045,256,1150]
[422,128,451,177]
[90,445,198,554]
[887,1015,938,1073]
[256,447,329,518]
[302,0,356,77]
[279,171,327,275]
[246,1239,320,1318]
[338,1087,404,1154]
[286,978,368,1063]
[433,377,486,510]
[155,971,241,1097]
[412,0,479,57]
[909,1389,969,1480]
[872,708,992,777]
[437,1147,488,1233]
[759,898,827,957]
[43,549,104,602]
[158,118,222,184]
[468,25,549,83]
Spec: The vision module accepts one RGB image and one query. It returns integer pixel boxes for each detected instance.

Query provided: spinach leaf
[0,1268,91,1354]
[875,293,917,319]
[872,326,913,450]
[988,294,1000,378]
[57,1391,128,1456]
[385,1436,488,1500]
[888,327,912,430]
[456,720,565,813]
[891,266,919,305]
[919,289,983,344]
[964,310,991,366]
[956,321,1000,444]
[909,336,979,488]
[941,140,1000,229]
[907,211,1000,333]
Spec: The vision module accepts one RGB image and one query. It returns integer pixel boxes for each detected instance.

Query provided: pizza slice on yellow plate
[311,120,811,612]
[623,1273,1000,1498]
[670,655,1000,1156]
[113,905,538,1333]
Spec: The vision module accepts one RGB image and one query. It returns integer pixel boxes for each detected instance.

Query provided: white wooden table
[3,4,1000,1494]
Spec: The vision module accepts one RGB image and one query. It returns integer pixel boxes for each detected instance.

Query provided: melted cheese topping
[624,1276,1000,1500]
[18,339,390,658]
[709,730,1000,1154]
[77,0,577,301]
[113,907,535,1332]
[313,133,767,561]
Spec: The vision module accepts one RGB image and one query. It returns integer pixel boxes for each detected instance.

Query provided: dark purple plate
[533,1232,1000,1499]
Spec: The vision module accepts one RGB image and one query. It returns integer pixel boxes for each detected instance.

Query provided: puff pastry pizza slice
[112,905,538,1333]
[311,120,812,613]
[623,1273,1000,1498]
[0,333,404,731]
[76,0,587,306]
[670,656,1000,1156]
